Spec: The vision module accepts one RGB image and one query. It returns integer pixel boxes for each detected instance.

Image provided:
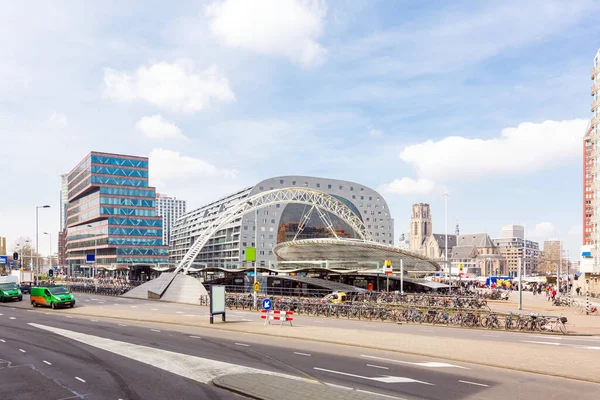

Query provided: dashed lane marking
[19,349,26,353]
[118,324,127,327]
[151,329,161,332]
[189,336,202,339]
[43,360,52,365]
[9,317,16,320]
[459,380,489,387]
[293,352,311,357]
[367,364,389,370]
[151,309,158,311]
[522,341,561,346]
[75,377,86,383]
[0,339,5,343]
[235,343,250,347]
[361,355,470,369]
[90,320,98,322]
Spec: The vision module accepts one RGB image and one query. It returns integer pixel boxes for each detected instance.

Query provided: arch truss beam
[173,187,372,275]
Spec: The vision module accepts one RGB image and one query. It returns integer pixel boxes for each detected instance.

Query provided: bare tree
[11,237,41,271]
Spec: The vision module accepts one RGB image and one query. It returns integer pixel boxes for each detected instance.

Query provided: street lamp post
[444,190,450,292]
[43,232,52,276]
[35,205,51,284]
[87,224,97,278]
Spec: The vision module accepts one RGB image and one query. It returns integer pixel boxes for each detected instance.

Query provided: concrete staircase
[122,273,208,305]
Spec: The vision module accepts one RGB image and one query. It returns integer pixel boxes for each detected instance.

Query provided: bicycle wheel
[559,322,567,334]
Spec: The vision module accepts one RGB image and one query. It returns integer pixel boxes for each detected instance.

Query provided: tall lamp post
[43,232,52,276]
[36,205,51,284]
[87,224,97,278]
[444,190,450,292]
[245,202,259,309]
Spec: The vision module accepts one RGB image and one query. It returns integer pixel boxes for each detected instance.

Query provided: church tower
[409,203,432,251]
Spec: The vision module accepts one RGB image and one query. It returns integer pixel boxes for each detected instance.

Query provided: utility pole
[444,190,450,292]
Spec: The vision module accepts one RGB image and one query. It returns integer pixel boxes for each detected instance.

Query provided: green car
[30,286,76,309]
[0,282,23,302]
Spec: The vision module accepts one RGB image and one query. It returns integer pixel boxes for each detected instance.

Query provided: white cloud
[103,61,235,113]
[528,222,558,240]
[135,114,185,140]
[205,0,327,66]
[400,119,589,181]
[49,112,68,127]
[148,148,237,186]
[379,178,437,196]
[368,128,383,137]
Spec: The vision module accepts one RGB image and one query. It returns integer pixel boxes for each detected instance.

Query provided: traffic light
[13,252,18,260]
[48,269,54,278]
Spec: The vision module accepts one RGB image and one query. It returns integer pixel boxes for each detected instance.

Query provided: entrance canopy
[274,238,441,273]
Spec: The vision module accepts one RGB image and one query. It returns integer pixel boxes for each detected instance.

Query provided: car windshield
[0,283,18,290]
[48,287,70,295]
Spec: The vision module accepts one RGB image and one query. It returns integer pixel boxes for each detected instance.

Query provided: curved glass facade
[277,200,359,243]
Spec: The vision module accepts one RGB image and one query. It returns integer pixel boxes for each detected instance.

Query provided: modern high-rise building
[501,225,524,240]
[65,151,168,275]
[0,236,6,255]
[493,235,540,276]
[155,193,187,248]
[582,48,600,273]
[170,176,394,267]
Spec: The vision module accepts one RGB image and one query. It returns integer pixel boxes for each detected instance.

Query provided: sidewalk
[43,303,600,384]
[488,291,600,335]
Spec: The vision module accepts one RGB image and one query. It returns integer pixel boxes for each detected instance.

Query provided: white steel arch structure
[173,187,372,275]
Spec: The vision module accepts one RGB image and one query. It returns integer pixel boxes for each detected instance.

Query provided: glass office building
[65,152,168,275]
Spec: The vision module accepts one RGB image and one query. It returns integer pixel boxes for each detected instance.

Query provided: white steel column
[444,190,450,292]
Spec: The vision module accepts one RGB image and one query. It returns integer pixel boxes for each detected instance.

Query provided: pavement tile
[213,373,382,400]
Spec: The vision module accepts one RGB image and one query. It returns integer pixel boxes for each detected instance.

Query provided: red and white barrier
[261,309,294,326]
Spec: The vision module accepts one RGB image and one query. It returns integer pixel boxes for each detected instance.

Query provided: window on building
[316,183,321,188]
[280,179,284,184]
[328,184,332,189]
[259,186,264,190]
[339,185,343,190]
[350,187,354,191]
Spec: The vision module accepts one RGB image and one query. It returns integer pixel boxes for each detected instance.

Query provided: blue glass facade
[65,152,168,274]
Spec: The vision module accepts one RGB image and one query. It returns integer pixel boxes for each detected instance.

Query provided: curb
[31,308,600,385]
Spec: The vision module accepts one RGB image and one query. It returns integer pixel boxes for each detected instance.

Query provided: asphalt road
[2,298,600,400]
[72,291,600,349]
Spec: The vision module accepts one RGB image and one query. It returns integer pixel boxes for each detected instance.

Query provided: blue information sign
[0,256,7,265]
[86,254,96,263]
[261,298,272,311]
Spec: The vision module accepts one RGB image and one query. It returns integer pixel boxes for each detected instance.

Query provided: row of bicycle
[222,295,566,334]
[63,283,134,296]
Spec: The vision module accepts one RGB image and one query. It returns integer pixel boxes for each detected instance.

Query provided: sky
[0,0,598,260]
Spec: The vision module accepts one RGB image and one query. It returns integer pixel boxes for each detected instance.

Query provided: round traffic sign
[261,298,272,310]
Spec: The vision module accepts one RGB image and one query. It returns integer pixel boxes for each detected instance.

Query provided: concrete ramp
[122,273,208,305]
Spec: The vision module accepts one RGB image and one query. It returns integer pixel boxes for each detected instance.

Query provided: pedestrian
[576,287,581,296]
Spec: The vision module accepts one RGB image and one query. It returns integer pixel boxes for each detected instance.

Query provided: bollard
[586,289,590,315]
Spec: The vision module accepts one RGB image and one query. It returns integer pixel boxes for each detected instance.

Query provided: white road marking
[183,314,198,317]
[367,364,389,370]
[151,308,158,311]
[482,335,499,337]
[0,339,5,343]
[575,346,600,350]
[293,352,311,357]
[459,380,489,387]
[75,377,86,383]
[9,317,16,320]
[241,319,253,322]
[151,329,161,332]
[175,311,184,314]
[66,316,73,318]
[314,367,433,385]
[28,323,320,386]
[522,341,561,346]
[19,349,26,353]
[130,306,138,308]
[43,360,52,365]
[90,320,98,322]
[189,336,202,339]
[419,329,434,332]
[0,313,3,315]
[118,324,127,327]
[325,383,407,399]
[361,355,469,369]
[235,343,250,347]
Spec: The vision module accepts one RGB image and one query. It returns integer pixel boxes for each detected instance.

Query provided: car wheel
[31,301,36,307]
[70,304,74,308]
[51,302,56,309]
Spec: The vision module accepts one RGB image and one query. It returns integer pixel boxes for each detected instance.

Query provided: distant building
[541,240,568,274]
[493,236,540,276]
[409,203,501,275]
[0,236,6,255]
[501,225,524,240]
[59,173,69,231]
[155,193,187,248]
[65,151,168,276]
